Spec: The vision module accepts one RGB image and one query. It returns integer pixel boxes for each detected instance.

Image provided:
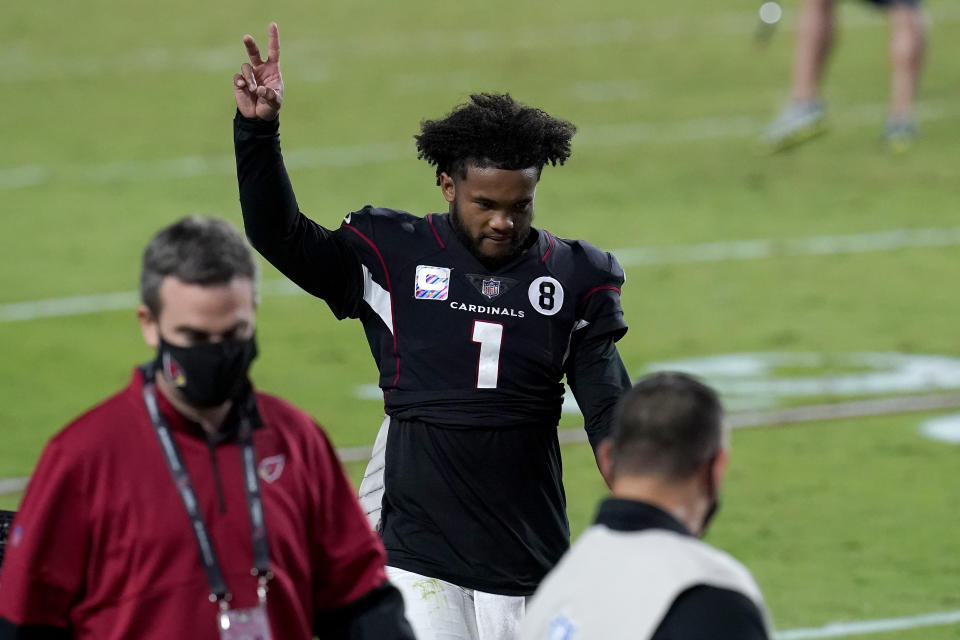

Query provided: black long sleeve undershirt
[234,113,362,317]
[566,334,632,451]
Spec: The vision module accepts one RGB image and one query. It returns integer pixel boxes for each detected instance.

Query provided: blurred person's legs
[886,0,927,150]
[765,0,834,149]
[791,0,836,103]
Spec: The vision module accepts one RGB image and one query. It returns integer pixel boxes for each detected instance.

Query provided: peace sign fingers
[267,22,280,64]
[235,22,284,120]
[243,33,265,67]
[242,22,279,67]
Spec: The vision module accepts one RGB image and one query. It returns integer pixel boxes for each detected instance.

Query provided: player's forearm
[233,112,304,249]
[233,112,354,301]
[567,335,632,451]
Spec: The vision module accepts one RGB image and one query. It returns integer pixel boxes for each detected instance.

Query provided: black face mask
[155,334,258,408]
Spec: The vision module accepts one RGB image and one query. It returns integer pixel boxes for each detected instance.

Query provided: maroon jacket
[0,368,411,639]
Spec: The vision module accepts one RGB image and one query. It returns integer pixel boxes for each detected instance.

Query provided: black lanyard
[142,370,271,604]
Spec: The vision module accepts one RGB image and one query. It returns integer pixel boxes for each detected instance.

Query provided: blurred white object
[759,1,783,25]
[755,2,783,46]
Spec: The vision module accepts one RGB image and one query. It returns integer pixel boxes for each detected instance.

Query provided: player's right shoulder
[339,206,443,266]
[340,205,422,238]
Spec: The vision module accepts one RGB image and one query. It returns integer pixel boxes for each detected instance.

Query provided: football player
[233,23,631,640]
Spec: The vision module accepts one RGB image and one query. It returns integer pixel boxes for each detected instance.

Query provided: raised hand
[234,22,284,120]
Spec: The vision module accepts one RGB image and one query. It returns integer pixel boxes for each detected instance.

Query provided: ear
[597,439,615,484]
[137,304,160,350]
[439,172,456,204]
[710,448,729,491]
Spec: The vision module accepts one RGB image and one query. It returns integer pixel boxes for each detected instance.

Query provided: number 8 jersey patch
[528,276,564,316]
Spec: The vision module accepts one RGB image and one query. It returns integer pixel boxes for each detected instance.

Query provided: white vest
[519,525,771,640]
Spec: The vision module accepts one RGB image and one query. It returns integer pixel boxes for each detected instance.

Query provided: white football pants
[387,566,528,640]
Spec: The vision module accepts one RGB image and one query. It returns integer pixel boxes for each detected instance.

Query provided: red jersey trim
[427,214,445,249]
[342,225,401,387]
[580,285,621,303]
[541,232,555,263]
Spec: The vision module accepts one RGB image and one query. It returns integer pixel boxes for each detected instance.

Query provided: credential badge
[415,265,451,301]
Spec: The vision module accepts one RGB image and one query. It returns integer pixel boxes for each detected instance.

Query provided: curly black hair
[415,93,577,185]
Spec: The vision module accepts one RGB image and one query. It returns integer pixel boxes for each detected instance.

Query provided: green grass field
[2,0,959,636]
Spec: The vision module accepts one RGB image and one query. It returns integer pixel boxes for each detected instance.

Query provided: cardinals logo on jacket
[258,455,286,484]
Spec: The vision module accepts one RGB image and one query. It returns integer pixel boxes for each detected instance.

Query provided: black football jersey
[324,208,627,593]
[234,114,630,595]
[329,207,626,428]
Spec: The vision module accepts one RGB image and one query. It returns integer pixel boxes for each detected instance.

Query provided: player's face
[138,276,257,349]
[442,165,539,268]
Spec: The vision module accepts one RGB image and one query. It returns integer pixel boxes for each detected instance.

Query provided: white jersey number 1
[472,321,504,389]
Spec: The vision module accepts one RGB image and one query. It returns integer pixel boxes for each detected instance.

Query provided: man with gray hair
[0,216,414,640]
[519,372,771,640]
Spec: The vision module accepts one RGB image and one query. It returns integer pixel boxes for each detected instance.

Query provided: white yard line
[1,225,958,323]
[6,6,960,84]
[581,99,949,146]
[0,477,27,496]
[775,609,960,639]
[612,225,960,267]
[0,98,953,191]
[3,393,958,494]
[0,278,303,323]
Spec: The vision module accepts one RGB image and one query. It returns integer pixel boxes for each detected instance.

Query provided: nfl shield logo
[481,278,501,299]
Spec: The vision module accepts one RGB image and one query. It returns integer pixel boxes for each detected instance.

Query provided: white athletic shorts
[387,566,528,640]
[358,415,391,530]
